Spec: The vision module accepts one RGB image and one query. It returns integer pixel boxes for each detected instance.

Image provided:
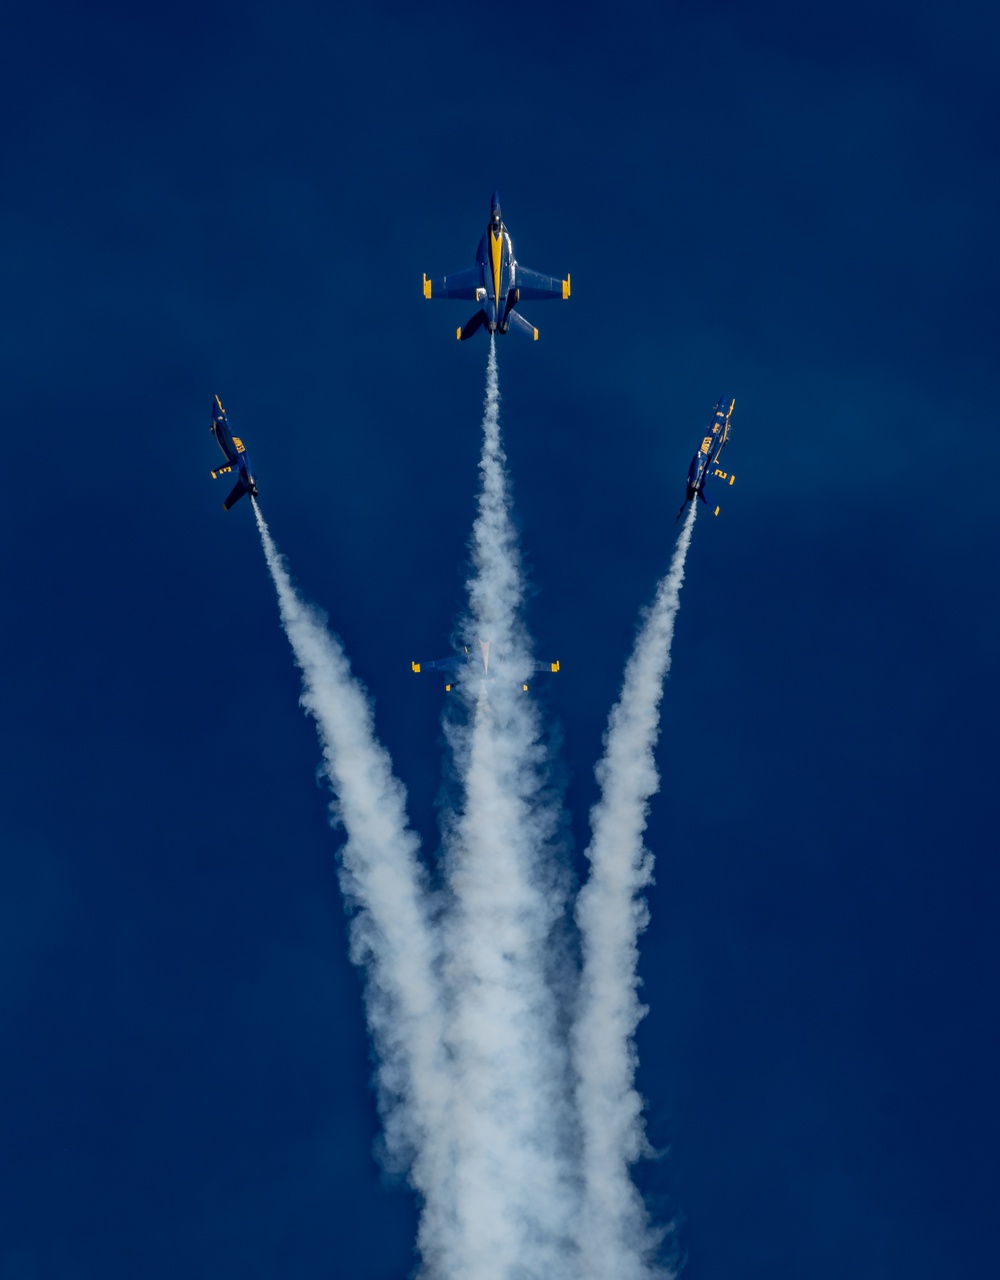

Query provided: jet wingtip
[562,274,571,299]
[422,273,432,299]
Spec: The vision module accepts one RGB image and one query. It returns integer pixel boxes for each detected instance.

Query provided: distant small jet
[209,395,258,511]
[676,398,736,521]
[422,191,570,341]
[412,640,560,692]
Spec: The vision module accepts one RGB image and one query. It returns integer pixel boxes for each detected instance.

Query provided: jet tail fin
[457,309,488,341]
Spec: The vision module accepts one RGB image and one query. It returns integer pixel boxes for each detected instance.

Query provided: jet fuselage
[210,396,258,510]
[677,398,736,520]
[476,221,516,333]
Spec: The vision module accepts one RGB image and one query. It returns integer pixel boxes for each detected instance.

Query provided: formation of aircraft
[209,395,258,510]
[676,398,736,521]
[412,640,560,693]
[422,191,571,341]
[209,190,742,644]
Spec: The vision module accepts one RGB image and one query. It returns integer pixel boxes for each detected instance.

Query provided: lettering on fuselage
[233,437,246,453]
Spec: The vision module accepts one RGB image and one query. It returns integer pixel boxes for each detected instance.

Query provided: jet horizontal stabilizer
[457,309,488,341]
[698,482,723,517]
[506,310,539,341]
[223,479,249,511]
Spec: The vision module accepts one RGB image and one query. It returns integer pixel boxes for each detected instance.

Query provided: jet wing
[513,265,571,301]
[422,265,482,301]
[710,400,735,459]
[704,467,736,516]
[411,656,464,674]
[517,660,561,692]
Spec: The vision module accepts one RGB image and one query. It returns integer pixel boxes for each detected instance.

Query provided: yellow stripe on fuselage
[490,229,503,306]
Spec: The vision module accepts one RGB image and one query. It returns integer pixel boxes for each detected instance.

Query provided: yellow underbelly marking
[490,230,503,306]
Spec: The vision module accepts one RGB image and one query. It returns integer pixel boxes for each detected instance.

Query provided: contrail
[572,501,698,1280]
[440,339,579,1279]
[249,350,698,1278]
[251,501,461,1279]
[464,337,523,664]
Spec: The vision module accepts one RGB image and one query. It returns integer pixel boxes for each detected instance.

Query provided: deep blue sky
[2,2,998,1277]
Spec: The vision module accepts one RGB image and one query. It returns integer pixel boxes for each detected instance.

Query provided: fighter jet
[209,395,258,511]
[422,191,570,341]
[411,640,560,692]
[676,398,736,521]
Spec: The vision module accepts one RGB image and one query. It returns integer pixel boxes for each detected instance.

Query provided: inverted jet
[676,398,736,521]
[412,640,560,692]
[422,192,570,341]
[209,395,258,511]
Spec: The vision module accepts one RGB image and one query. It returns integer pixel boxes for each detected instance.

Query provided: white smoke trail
[251,501,460,1279]
[464,338,523,663]
[250,347,697,1279]
[440,339,579,1279]
[572,501,698,1280]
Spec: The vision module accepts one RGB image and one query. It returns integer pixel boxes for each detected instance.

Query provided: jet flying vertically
[422,191,570,341]
[676,398,736,521]
[412,640,560,692]
[209,395,258,511]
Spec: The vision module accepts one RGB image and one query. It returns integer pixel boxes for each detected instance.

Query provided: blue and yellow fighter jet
[412,640,560,692]
[422,192,570,341]
[676,398,736,521]
[209,395,258,511]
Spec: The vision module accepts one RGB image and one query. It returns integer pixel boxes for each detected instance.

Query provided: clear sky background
[2,2,998,1277]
